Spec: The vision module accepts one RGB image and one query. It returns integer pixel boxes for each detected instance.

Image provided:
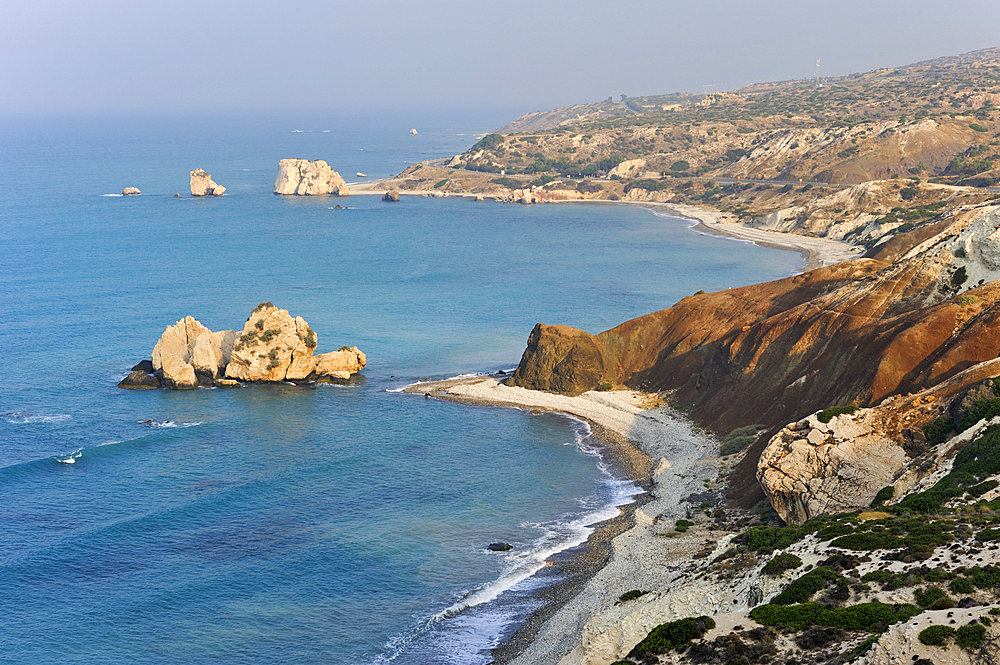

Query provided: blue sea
[0,113,801,664]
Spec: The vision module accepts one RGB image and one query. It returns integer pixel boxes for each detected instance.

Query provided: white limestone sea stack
[273,159,349,196]
[118,302,366,389]
[190,168,226,196]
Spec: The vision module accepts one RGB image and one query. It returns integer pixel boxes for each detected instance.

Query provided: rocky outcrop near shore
[119,303,365,389]
[273,159,349,196]
[190,169,225,196]
[122,187,141,196]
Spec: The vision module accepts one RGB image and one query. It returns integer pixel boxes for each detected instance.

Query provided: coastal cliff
[510,205,1000,506]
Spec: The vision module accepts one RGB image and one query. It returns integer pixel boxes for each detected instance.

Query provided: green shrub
[433,179,449,189]
[720,425,761,456]
[870,486,895,508]
[956,622,987,650]
[817,405,858,423]
[491,177,523,189]
[749,601,918,632]
[617,589,647,604]
[957,294,979,306]
[953,266,968,286]
[771,567,843,605]
[735,524,811,554]
[918,624,956,646]
[922,417,954,445]
[596,382,614,391]
[949,577,974,594]
[675,519,694,533]
[627,616,715,659]
[893,424,1000,513]
[669,160,691,172]
[913,586,951,608]
[470,133,504,152]
[970,123,989,133]
[763,553,803,576]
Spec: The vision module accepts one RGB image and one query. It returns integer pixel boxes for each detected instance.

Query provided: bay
[0,114,801,664]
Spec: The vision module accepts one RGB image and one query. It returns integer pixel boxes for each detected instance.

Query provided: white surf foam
[3,413,71,425]
[56,449,82,464]
[138,420,203,428]
[102,193,124,197]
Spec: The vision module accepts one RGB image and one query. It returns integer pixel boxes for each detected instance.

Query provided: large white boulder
[273,159,349,196]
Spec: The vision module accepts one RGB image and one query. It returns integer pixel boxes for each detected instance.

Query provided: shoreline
[404,377,723,665]
[348,179,861,272]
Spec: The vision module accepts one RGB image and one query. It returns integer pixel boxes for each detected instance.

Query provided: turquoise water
[0,114,801,664]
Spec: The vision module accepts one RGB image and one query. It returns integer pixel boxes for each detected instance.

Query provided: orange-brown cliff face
[510,205,1000,503]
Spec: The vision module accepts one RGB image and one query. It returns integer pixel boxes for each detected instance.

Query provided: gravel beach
[404,377,724,665]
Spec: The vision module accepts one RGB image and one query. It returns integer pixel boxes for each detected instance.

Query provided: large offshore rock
[122,187,141,196]
[190,168,225,196]
[225,303,318,381]
[151,316,234,388]
[273,159,349,196]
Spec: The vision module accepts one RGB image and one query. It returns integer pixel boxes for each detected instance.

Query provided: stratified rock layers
[273,159,349,196]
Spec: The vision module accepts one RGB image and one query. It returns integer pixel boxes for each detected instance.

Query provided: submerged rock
[190,168,225,196]
[487,542,513,552]
[273,159,349,196]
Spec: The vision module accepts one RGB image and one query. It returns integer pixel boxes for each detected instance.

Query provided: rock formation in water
[190,169,225,196]
[382,190,400,202]
[273,159,349,196]
[122,187,141,196]
[119,303,365,389]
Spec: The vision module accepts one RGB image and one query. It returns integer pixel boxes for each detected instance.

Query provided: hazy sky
[3,0,999,118]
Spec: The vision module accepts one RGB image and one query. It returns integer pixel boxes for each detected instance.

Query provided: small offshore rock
[487,542,513,552]
[382,190,400,202]
[118,369,160,390]
[173,193,182,199]
[122,187,141,196]
[475,194,485,202]
[131,359,155,373]
[190,168,226,196]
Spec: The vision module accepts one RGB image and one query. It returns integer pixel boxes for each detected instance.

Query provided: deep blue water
[0,114,801,664]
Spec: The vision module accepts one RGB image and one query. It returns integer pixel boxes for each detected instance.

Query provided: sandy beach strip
[403,377,723,664]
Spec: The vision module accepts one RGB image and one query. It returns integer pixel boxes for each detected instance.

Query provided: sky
[3,0,999,119]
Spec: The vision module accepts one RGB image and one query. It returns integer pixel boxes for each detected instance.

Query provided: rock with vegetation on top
[190,169,225,196]
[122,187,141,196]
[225,303,319,381]
[273,159,349,196]
[151,316,235,388]
[382,190,400,202]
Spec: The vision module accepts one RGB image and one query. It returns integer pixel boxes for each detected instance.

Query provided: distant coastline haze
[2,0,999,118]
